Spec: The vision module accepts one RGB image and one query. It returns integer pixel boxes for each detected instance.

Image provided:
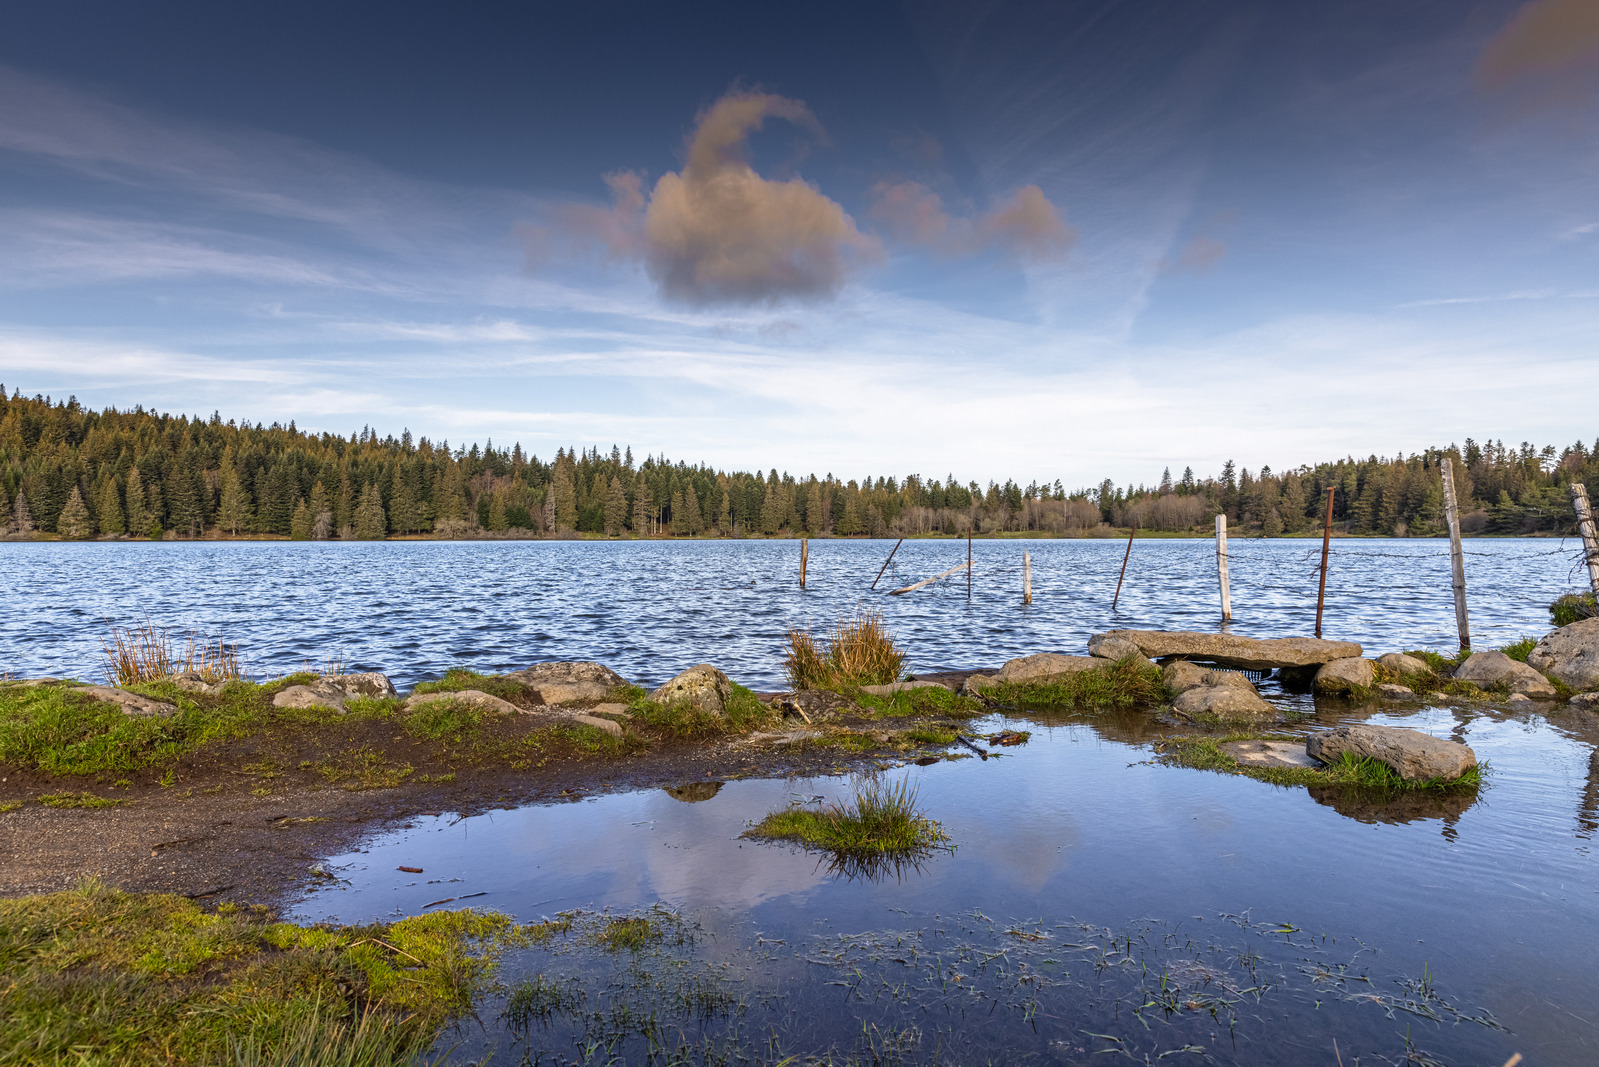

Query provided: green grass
[900,727,959,745]
[1498,637,1538,663]
[1551,592,1596,627]
[853,684,983,719]
[745,776,950,858]
[0,880,554,1066]
[591,915,665,953]
[314,748,416,790]
[38,791,122,808]
[397,697,490,743]
[408,668,528,702]
[1156,733,1484,791]
[630,682,775,740]
[986,655,1168,710]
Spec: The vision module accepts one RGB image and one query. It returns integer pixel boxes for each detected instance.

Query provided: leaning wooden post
[1440,458,1470,650]
[1112,523,1135,610]
[800,536,809,590]
[870,537,903,590]
[1573,483,1599,596]
[967,529,973,599]
[1315,486,1335,639]
[1215,514,1232,623]
[1023,550,1032,605]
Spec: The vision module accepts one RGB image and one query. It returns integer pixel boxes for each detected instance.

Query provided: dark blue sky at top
[0,0,1593,480]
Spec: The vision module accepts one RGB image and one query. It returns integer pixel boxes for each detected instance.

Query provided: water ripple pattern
[2,537,1583,687]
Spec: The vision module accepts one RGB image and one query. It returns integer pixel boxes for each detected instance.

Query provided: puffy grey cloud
[868,180,1074,260]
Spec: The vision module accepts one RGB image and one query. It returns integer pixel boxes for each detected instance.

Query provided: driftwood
[887,561,970,596]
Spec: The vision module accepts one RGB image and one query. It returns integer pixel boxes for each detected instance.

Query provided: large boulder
[79,685,177,717]
[1089,630,1361,670]
[1527,617,1599,691]
[995,653,1104,684]
[1376,653,1431,677]
[273,681,348,712]
[1090,636,1145,662]
[330,672,397,698]
[403,689,519,716]
[504,661,628,705]
[1306,724,1476,781]
[1314,657,1375,694]
[649,664,732,715]
[1452,651,1558,699]
[1172,685,1279,722]
[1163,660,1258,697]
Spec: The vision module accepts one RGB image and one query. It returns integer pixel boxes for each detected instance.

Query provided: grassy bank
[0,881,552,1066]
[985,655,1169,710]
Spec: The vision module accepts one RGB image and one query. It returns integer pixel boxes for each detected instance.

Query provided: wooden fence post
[1315,486,1335,639]
[800,536,808,590]
[1113,524,1135,610]
[1440,458,1470,650]
[1574,483,1599,596]
[1215,514,1232,623]
[870,537,903,590]
[1023,550,1032,605]
[967,530,972,599]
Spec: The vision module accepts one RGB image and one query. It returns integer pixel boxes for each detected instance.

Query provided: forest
[2,388,1595,541]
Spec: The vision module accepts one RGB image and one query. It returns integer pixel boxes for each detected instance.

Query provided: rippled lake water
[2,537,1586,686]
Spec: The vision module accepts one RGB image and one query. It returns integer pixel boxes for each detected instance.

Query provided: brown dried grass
[101,621,242,687]
[783,607,906,691]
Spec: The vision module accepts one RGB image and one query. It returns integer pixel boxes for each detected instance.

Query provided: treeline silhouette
[2,388,1594,540]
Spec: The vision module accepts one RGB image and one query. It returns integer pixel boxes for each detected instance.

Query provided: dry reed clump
[101,621,242,688]
[783,608,906,691]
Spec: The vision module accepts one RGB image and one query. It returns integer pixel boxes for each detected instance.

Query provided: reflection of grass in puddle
[476,904,1507,1066]
[743,775,952,880]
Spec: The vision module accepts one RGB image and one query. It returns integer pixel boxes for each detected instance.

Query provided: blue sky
[1,0,1595,487]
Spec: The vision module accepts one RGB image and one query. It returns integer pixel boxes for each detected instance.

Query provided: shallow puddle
[293,702,1599,1064]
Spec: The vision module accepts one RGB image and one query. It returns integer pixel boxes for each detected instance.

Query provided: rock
[1508,693,1533,705]
[273,682,348,712]
[587,702,631,719]
[1305,724,1476,781]
[503,661,629,705]
[1427,692,1449,703]
[1527,617,1599,691]
[745,728,822,747]
[1376,683,1415,699]
[665,782,723,803]
[776,690,858,721]
[1569,691,1599,712]
[403,690,518,715]
[1163,660,1258,697]
[1377,653,1431,677]
[962,674,999,695]
[567,712,623,737]
[1307,783,1477,825]
[1090,636,1145,662]
[167,671,222,695]
[995,653,1104,684]
[1089,630,1362,670]
[1172,685,1279,722]
[78,685,178,717]
[859,679,951,696]
[649,664,732,715]
[1314,657,1375,694]
[330,672,397,698]
[1218,739,1319,768]
[1452,650,1558,698]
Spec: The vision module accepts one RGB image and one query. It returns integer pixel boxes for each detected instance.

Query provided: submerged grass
[987,655,1168,710]
[745,776,950,861]
[0,880,550,1067]
[1156,733,1484,792]
[784,608,906,690]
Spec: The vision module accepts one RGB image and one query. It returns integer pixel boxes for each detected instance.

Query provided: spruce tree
[631,479,654,535]
[57,485,92,538]
[12,491,34,535]
[124,467,149,536]
[353,483,387,539]
[290,498,314,539]
[603,476,627,536]
[308,481,332,539]
[96,477,125,536]
[216,466,252,535]
[683,483,702,535]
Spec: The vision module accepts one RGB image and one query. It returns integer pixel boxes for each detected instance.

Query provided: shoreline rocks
[79,685,177,717]
[1173,685,1278,722]
[648,664,732,715]
[1314,657,1374,694]
[1527,617,1599,691]
[403,689,519,716]
[1306,724,1476,781]
[1452,650,1557,699]
[504,661,628,705]
[1089,630,1361,670]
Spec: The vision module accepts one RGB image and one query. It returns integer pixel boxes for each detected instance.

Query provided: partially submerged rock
[1219,739,1319,768]
[1173,685,1279,722]
[1376,683,1415,699]
[1090,636,1145,662]
[1314,657,1374,694]
[79,685,177,717]
[1376,652,1431,677]
[1306,724,1476,781]
[1527,617,1599,691]
[649,664,732,715]
[858,679,951,696]
[1452,650,1557,699]
[1089,630,1362,670]
[1163,660,1257,697]
[1569,691,1599,713]
[403,689,519,716]
[994,653,1103,684]
[503,661,628,705]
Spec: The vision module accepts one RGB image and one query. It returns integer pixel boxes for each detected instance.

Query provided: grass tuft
[39,791,122,808]
[745,775,951,876]
[1498,637,1538,663]
[1551,592,1597,628]
[101,621,242,688]
[783,608,906,690]
[987,655,1167,710]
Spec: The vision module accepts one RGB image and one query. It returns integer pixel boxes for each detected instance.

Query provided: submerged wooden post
[1112,523,1135,610]
[870,537,903,590]
[1215,514,1232,623]
[1574,483,1599,596]
[1440,458,1470,650]
[1023,550,1032,605]
[800,536,808,590]
[1315,486,1335,639]
[967,530,972,599]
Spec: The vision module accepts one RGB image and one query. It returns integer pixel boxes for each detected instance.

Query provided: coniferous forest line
[2,388,1596,542]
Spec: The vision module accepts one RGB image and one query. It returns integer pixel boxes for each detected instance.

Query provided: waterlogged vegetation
[1155,732,1486,793]
[745,776,952,879]
[0,881,550,1066]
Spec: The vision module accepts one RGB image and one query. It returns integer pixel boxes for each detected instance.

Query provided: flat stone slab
[1090,630,1362,670]
[79,685,177,717]
[1219,740,1319,768]
[566,712,623,737]
[859,680,951,695]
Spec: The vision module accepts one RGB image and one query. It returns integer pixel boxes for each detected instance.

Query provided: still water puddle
[292,704,1599,1065]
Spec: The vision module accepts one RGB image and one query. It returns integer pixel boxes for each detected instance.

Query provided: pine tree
[216,466,252,535]
[669,488,686,536]
[96,477,125,536]
[125,467,149,535]
[1262,507,1284,537]
[604,476,627,536]
[487,489,508,531]
[57,485,92,538]
[836,495,861,536]
[632,479,654,535]
[353,483,387,539]
[0,481,9,533]
[336,469,355,534]
[551,460,577,529]
[308,481,332,539]
[683,483,703,535]
[760,483,781,535]
[290,498,314,539]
